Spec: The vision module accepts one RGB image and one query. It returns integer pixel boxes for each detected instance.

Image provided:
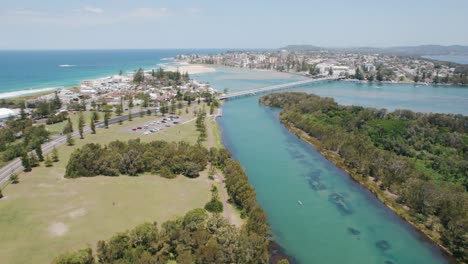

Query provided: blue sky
[1,0,467,49]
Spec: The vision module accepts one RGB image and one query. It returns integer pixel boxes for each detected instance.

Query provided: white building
[0,108,18,121]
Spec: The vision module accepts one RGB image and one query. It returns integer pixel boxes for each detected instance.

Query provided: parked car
[137,127,142,129]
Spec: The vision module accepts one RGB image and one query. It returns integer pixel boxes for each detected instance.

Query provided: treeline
[66,140,209,178]
[0,118,49,163]
[58,140,271,263]
[260,92,467,261]
[46,111,68,125]
[54,209,269,264]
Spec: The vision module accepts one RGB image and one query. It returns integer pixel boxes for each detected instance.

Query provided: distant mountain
[280,45,468,55]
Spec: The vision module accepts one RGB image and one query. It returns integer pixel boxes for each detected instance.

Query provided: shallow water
[197,70,468,263]
[218,96,448,263]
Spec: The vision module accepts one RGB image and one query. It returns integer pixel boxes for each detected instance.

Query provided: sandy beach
[165,62,216,74]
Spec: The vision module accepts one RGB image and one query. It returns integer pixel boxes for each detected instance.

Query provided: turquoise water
[201,72,468,263]
[218,95,449,264]
[0,49,223,96]
[194,66,306,92]
[293,81,468,115]
[1,50,465,262]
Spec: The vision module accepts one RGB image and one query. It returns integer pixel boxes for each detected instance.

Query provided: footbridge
[217,77,339,100]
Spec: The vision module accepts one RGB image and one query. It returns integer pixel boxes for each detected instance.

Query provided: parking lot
[125,115,191,135]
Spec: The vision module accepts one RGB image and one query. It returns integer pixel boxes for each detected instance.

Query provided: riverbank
[339,78,468,87]
[281,121,457,263]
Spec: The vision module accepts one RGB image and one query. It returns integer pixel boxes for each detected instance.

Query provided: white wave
[0,87,62,99]
[58,64,77,68]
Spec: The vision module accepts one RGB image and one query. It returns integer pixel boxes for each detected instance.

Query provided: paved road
[0,109,153,185]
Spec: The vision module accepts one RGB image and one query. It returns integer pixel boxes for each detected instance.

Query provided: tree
[90,117,96,134]
[104,112,110,128]
[78,112,85,139]
[66,133,74,146]
[160,102,167,116]
[20,104,27,120]
[35,144,44,162]
[205,185,223,213]
[133,68,145,83]
[170,100,176,114]
[53,90,62,110]
[115,104,123,116]
[118,119,123,125]
[53,247,94,264]
[45,155,53,167]
[376,69,384,82]
[51,147,59,162]
[63,118,73,134]
[329,67,334,76]
[92,111,99,121]
[29,152,38,167]
[128,110,133,121]
[210,103,215,115]
[0,189,3,199]
[128,95,134,109]
[10,172,19,184]
[355,67,364,80]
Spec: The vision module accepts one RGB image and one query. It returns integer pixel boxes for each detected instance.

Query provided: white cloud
[130,7,170,19]
[83,6,104,14]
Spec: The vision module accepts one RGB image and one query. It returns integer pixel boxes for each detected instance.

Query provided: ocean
[0,49,223,98]
[423,54,468,64]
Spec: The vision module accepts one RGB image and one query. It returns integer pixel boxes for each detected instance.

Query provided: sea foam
[0,87,62,99]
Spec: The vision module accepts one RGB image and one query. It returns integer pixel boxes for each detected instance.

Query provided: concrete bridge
[217,77,339,100]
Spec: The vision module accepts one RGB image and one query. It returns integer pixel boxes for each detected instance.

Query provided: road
[0,109,152,185]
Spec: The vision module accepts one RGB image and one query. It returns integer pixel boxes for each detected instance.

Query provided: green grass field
[0,106,211,264]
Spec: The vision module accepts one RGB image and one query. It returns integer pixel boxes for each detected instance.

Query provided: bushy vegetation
[66,139,209,178]
[59,140,271,263]
[0,118,49,163]
[260,92,467,261]
[54,208,269,264]
[46,111,68,125]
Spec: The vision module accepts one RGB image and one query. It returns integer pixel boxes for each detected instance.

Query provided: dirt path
[205,109,242,227]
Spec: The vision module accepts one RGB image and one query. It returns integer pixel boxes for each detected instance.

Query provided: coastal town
[0,66,218,124]
[178,49,468,85]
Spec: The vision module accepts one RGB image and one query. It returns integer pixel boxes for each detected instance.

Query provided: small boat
[298,200,303,205]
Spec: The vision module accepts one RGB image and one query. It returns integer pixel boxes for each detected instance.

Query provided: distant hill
[280,44,468,55]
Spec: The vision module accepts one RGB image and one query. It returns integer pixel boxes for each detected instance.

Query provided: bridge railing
[218,77,337,100]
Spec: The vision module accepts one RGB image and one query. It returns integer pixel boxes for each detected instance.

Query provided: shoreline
[0,59,202,100]
[281,121,458,263]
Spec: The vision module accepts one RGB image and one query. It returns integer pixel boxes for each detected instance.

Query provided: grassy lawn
[0,105,211,264]
[44,110,96,135]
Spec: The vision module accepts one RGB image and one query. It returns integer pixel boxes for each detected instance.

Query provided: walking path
[205,108,242,227]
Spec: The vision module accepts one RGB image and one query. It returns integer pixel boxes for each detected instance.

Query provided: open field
[44,110,96,135]
[0,105,211,264]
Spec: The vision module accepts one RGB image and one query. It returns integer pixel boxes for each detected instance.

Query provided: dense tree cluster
[260,92,467,261]
[0,118,49,163]
[46,111,68,125]
[65,140,209,178]
[54,208,269,264]
[58,140,271,263]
